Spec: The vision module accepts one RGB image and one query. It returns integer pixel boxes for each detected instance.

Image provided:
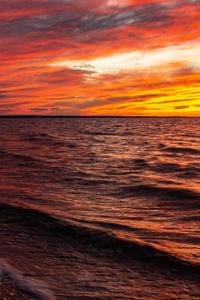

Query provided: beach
[0,274,35,300]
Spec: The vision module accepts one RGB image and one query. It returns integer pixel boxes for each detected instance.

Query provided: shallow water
[0,117,200,299]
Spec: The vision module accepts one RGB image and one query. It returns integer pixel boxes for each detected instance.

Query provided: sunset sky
[1,0,200,116]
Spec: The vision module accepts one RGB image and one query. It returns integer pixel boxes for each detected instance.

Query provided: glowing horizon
[0,0,200,116]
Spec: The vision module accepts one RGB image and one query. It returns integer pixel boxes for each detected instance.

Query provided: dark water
[0,117,200,299]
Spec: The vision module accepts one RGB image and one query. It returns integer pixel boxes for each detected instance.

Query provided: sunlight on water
[0,117,200,299]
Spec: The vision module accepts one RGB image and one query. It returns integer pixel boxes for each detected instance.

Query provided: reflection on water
[0,117,200,263]
[0,117,200,298]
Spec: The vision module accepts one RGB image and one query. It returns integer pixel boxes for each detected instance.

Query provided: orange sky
[0,0,200,116]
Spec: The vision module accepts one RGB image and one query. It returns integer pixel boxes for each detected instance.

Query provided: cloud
[0,108,14,114]
[0,91,10,99]
[0,0,199,116]
[78,3,173,33]
[38,68,90,85]
[30,108,48,112]
[1,0,199,61]
[0,101,29,108]
[50,107,61,111]
[0,1,172,35]
[174,105,190,110]
[45,93,162,111]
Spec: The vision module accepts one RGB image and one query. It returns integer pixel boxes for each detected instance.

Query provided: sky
[0,0,200,116]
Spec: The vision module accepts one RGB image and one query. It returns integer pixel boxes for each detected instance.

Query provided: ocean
[0,116,199,299]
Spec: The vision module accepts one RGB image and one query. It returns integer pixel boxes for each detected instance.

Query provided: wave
[133,158,149,169]
[164,146,200,155]
[0,203,199,276]
[83,130,118,136]
[133,158,200,179]
[152,162,182,173]
[67,217,140,232]
[151,162,200,178]
[0,149,42,168]
[117,184,200,206]
[0,259,55,300]
[181,215,200,222]
[22,132,55,141]
[21,132,70,148]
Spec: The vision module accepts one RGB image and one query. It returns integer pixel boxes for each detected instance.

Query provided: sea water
[0,117,199,299]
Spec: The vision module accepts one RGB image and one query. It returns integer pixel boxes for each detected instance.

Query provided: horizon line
[0,115,199,118]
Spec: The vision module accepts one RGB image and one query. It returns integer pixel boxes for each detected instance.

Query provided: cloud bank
[0,0,200,116]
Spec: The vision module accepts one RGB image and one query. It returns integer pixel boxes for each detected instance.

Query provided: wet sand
[0,274,35,300]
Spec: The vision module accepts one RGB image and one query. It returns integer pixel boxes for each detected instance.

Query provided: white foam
[0,259,56,300]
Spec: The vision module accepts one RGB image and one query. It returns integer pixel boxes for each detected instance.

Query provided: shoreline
[0,274,35,300]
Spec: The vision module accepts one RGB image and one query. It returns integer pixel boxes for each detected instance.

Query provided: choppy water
[0,117,200,299]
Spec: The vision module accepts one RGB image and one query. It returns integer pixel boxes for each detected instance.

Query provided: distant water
[0,117,200,299]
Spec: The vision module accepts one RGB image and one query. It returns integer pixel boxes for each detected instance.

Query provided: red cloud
[0,0,200,116]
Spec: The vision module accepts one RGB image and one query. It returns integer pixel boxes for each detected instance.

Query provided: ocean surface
[0,116,200,299]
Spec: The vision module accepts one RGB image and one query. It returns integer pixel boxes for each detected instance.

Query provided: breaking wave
[0,203,199,276]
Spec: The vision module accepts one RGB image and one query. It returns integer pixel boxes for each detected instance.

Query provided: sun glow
[50,42,200,75]
[0,0,200,116]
